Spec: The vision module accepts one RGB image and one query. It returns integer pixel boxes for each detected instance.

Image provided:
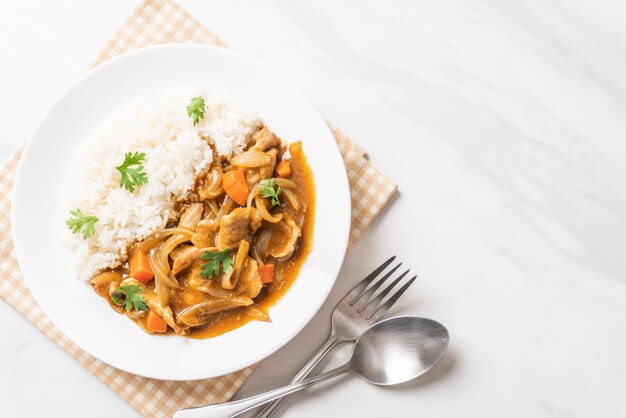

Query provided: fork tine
[350,262,402,309]
[368,275,417,321]
[357,269,409,314]
[345,255,396,304]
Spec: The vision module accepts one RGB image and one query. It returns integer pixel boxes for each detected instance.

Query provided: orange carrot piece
[146,310,168,333]
[223,170,249,205]
[258,263,275,284]
[129,250,154,284]
[275,160,292,178]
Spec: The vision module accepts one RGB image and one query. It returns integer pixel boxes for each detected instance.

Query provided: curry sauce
[188,142,315,338]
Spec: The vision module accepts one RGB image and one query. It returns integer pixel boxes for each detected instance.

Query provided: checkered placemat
[0,1,397,417]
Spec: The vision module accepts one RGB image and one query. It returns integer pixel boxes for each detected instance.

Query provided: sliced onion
[252,229,272,260]
[157,234,189,278]
[245,305,271,322]
[246,178,296,211]
[155,275,170,306]
[255,195,282,223]
[282,189,300,210]
[149,249,179,290]
[216,195,235,223]
[149,240,183,289]
[247,183,261,208]
[152,227,194,238]
[206,198,219,217]
[134,236,166,253]
[134,228,194,253]
[276,220,292,236]
[225,240,249,289]
[191,232,213,248]
[219,268,234,290]
[272,178,297,189]
[293,212,306,230]
[252,248,263,266]
[231,150,271,168]
[198,279,247,298]
[200,166,224,199]
[177,297,254,327]
[277,252,295,263]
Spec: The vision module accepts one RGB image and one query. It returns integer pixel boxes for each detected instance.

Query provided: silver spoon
[173,316,449,418]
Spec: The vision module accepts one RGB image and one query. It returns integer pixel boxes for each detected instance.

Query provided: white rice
[63,89,261,281]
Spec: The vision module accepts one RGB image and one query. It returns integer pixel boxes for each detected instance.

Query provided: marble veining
[1,1,625,417]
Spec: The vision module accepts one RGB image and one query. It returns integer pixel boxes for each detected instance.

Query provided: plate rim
[11,43,351,380]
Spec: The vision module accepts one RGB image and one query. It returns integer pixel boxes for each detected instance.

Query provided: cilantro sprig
[200,249,233,279]
[116,151,148,193]
[66,208,98,239]
[111,285,148,312]
[259,179,283,207]
[187,97,205,125]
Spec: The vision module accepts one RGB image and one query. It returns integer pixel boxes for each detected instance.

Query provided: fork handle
[253,333,342,418]
[173,363,351,418]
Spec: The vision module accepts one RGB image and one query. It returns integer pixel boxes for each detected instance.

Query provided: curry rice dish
[64,91,315,338]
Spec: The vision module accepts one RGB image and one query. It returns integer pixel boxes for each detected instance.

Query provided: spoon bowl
[352,316,449,385]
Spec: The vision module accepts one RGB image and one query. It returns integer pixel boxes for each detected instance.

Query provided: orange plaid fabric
[0,1,397,417]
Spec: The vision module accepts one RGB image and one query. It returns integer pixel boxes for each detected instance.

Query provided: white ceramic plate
[11,44,350,380]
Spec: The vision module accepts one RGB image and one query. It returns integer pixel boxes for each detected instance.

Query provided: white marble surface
[1,0,626,417]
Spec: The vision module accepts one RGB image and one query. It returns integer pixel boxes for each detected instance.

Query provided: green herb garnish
[258,179,283,207]
[187,97,205,125]
[116,151,148,193]
[66,208,98,239]
[200,249,233,279]
[111,285,148,312]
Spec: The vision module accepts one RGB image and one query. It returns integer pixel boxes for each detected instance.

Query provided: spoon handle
[173,363,351,418]
[254,333,343,418]
[287,333,341,382]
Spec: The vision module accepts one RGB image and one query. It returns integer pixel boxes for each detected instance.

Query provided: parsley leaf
[200,249,233,279]
[187,97,206,125]
[66,208,98,239]
[258,179,283,207]
[111,285,148,312]
[116,151,148,193]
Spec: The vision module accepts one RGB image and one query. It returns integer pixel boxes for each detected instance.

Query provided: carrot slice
[275,160,292,178]
[258,263,275,284]
[223,170,249,205]
[129,250,154,284]
[146,310,168,333]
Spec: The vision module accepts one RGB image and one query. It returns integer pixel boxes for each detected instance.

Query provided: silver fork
[254,255,416,418]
